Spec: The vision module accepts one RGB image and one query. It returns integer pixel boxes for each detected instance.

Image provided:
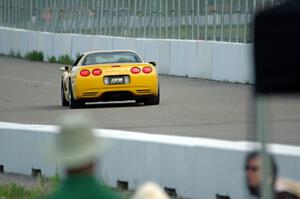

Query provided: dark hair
[245,151,278,184]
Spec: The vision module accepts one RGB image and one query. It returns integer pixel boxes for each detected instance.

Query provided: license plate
[109,76,125,85]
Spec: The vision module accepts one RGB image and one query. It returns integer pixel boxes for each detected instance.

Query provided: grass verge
[25,51,44,62]
[0,174,133,199]
[57,55,73,65]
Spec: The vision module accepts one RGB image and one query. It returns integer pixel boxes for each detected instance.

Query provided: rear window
[82,52,142,65]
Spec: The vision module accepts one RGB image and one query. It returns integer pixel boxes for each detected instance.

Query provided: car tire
[61,82,69,106]
[144,89,160,106]
[69,82,84,109]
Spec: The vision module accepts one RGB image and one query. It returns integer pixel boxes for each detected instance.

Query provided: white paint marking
[0,75,57,87]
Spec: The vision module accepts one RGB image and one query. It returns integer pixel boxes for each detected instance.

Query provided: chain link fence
[0,0,285,43]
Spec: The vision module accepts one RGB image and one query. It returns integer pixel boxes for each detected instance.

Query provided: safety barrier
[1,122,300,199]
[0,27,253,84]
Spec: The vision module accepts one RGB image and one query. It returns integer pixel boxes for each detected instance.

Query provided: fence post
[244,0,249,43]
[165,0,168,39]
[143,0,147,38]
[204,0,208,40]
[171,0,175,39]
[236,0,241,42]
[229,0,233,42]
[213,0,217,41]
[185,0,188,39]
[178,0,181,39]
[133,0,137,37]
[221,0,224,41]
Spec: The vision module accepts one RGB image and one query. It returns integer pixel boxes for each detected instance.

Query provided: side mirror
[149,61,156,67]
[60,65,70,72]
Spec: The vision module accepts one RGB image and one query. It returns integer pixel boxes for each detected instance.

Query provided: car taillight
[92,68,102,76]
[142,66,152,74]
[80,70,90,77]
[130,67,141,74]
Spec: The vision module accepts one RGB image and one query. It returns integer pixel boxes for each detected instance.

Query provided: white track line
[0,75,57,87]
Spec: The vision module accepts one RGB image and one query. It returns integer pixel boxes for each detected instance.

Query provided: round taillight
[80,69,90,77]
[130,67,141,74]
[92,68,102,76]
[142,66,153,74]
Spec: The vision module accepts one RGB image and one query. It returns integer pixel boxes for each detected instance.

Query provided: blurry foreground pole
[254,1,300,198]
[255,95,272,199]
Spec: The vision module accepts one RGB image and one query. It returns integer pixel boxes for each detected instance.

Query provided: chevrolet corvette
[60,50,159,108]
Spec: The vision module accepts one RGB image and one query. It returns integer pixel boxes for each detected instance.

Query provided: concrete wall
[1,122,300,199]
[0,27,254,84]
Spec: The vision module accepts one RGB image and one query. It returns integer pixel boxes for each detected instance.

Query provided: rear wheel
[69,83,84,109]
[144,89,160,106]
[61,82,69,106]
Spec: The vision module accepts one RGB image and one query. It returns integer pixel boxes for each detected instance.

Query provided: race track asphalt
[1,56,300,145]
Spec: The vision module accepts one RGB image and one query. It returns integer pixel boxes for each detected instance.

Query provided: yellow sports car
[60,50,159,108]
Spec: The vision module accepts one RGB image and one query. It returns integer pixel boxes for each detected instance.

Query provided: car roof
[82,50,139,56]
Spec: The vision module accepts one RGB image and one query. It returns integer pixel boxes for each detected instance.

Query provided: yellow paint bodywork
[70,63,159,101]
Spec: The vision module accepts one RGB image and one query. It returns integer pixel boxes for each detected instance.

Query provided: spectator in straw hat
[44,114,121,199]
[132,182,170,199]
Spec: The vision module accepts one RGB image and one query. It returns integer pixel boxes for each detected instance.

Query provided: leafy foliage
[25,51,44,62]
[48,56,57,63]
[57,55,73,65]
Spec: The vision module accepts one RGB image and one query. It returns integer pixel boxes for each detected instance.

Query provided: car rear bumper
[79,91,154,102]
[75,86,158,101]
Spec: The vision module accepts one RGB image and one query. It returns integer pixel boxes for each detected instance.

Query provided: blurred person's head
[132,182,170,199]
[245,151,277,197]
[49,113,106,175]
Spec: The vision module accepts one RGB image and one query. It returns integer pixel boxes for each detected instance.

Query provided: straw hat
[49,113,105,169]
[132,182,170,199]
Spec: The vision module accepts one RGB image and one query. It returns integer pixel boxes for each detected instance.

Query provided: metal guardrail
[0,0,284,43]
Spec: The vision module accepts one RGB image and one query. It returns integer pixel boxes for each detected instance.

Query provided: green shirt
[44,175,122,199]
